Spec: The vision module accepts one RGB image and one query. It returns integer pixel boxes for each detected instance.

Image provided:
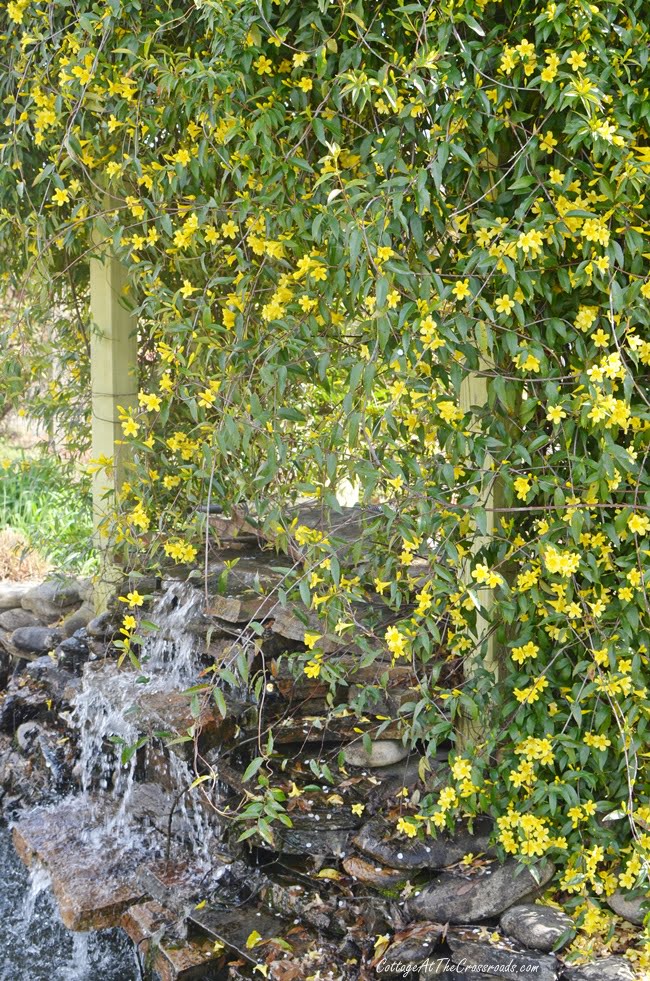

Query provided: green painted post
[89,245,138,613]
[457,357,500,750]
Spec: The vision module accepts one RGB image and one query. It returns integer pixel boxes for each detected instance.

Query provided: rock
[343,854,410,889]
[0,583,33,611]
[377,922,445,971]
[60,603,94,638]
[20,579,83,621]
[0,608,42,632]
[11,626,63,657]
[562,956,635,980]
[447,937,557,981]
[56,630,90,672]
[607,889,648,926]
[343,739,408,768]
[12,800,149,930]
[409,858,555,922]
[500,903,575,952]
[86,611,116,638]
[353,815,493,871]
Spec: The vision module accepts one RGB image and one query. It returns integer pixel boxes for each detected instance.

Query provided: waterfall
[72,581,218,856]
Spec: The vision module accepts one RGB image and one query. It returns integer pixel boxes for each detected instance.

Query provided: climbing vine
[2,0,650,966]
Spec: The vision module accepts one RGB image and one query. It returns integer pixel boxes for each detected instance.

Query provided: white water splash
[72,581,216,856]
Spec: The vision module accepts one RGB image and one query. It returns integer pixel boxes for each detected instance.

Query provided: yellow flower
[52,187,70,206]
[397,817,418,838]
[119,590,144,608]
[121,417,139,438]
[511,641,539,665]
[253,55,273,75]
[567,50,587,71]
[513,475,532,500]
[539,130,558,153]
[452,278,471,301]
[297,77,313,92]
[351,803,365,816]
[180,280,195,298]
[138,391,162,412]
[628,513,650,535]
[546,405,567,424]
[221,219,238,239]
[495,294,515,315]
[304,659,321,679]
[303,631,322,650]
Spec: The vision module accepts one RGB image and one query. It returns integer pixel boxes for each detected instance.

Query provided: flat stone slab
[121,899,226,981]
[12,799,148,930]
[353,815,493,870]
[409,858,555,923]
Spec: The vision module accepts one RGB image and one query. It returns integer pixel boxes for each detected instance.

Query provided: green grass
[0,449,97,575]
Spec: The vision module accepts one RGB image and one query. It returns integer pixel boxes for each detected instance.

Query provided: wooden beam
[457,357,500,750]
[89,249,138,613]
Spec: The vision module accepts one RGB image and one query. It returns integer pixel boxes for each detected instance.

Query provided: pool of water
[0,824,139,981]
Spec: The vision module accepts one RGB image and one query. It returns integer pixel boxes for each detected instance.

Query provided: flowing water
[0,824,138,980]
[3,581,218,975]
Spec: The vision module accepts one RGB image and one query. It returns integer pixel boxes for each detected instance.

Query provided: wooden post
[89,246,138,613]
[457,353,500,750]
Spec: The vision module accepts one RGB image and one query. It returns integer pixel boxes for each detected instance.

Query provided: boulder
[561,956,635,980]
[353,815,493,870]
[606,889,647,926]
[11,626,63,657]
[343,739,408,768]
[409,859,555,922]
[20,579,83,621]
[500,903,575,952]
[0,583,33,611]
[0,609,41,632]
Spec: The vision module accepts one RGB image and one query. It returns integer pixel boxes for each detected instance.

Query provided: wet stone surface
[500,903,576,952]
[409,858,555,922]
[354,815,493,871]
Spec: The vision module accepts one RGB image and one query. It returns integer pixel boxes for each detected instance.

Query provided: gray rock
[448,939,557,981]
[11,626,63,656]
[61,603,94,638]
[86,611,116,638]
[607,889,647,926]
[377,922,445,970]
[353,815,493,871]
[562,956,635,980]
[343,739,408,768]
[20,579,83,621]
[409,859,555,922]
[0,609,42,632]
[0,583,33,611]
[501,903,575,952]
